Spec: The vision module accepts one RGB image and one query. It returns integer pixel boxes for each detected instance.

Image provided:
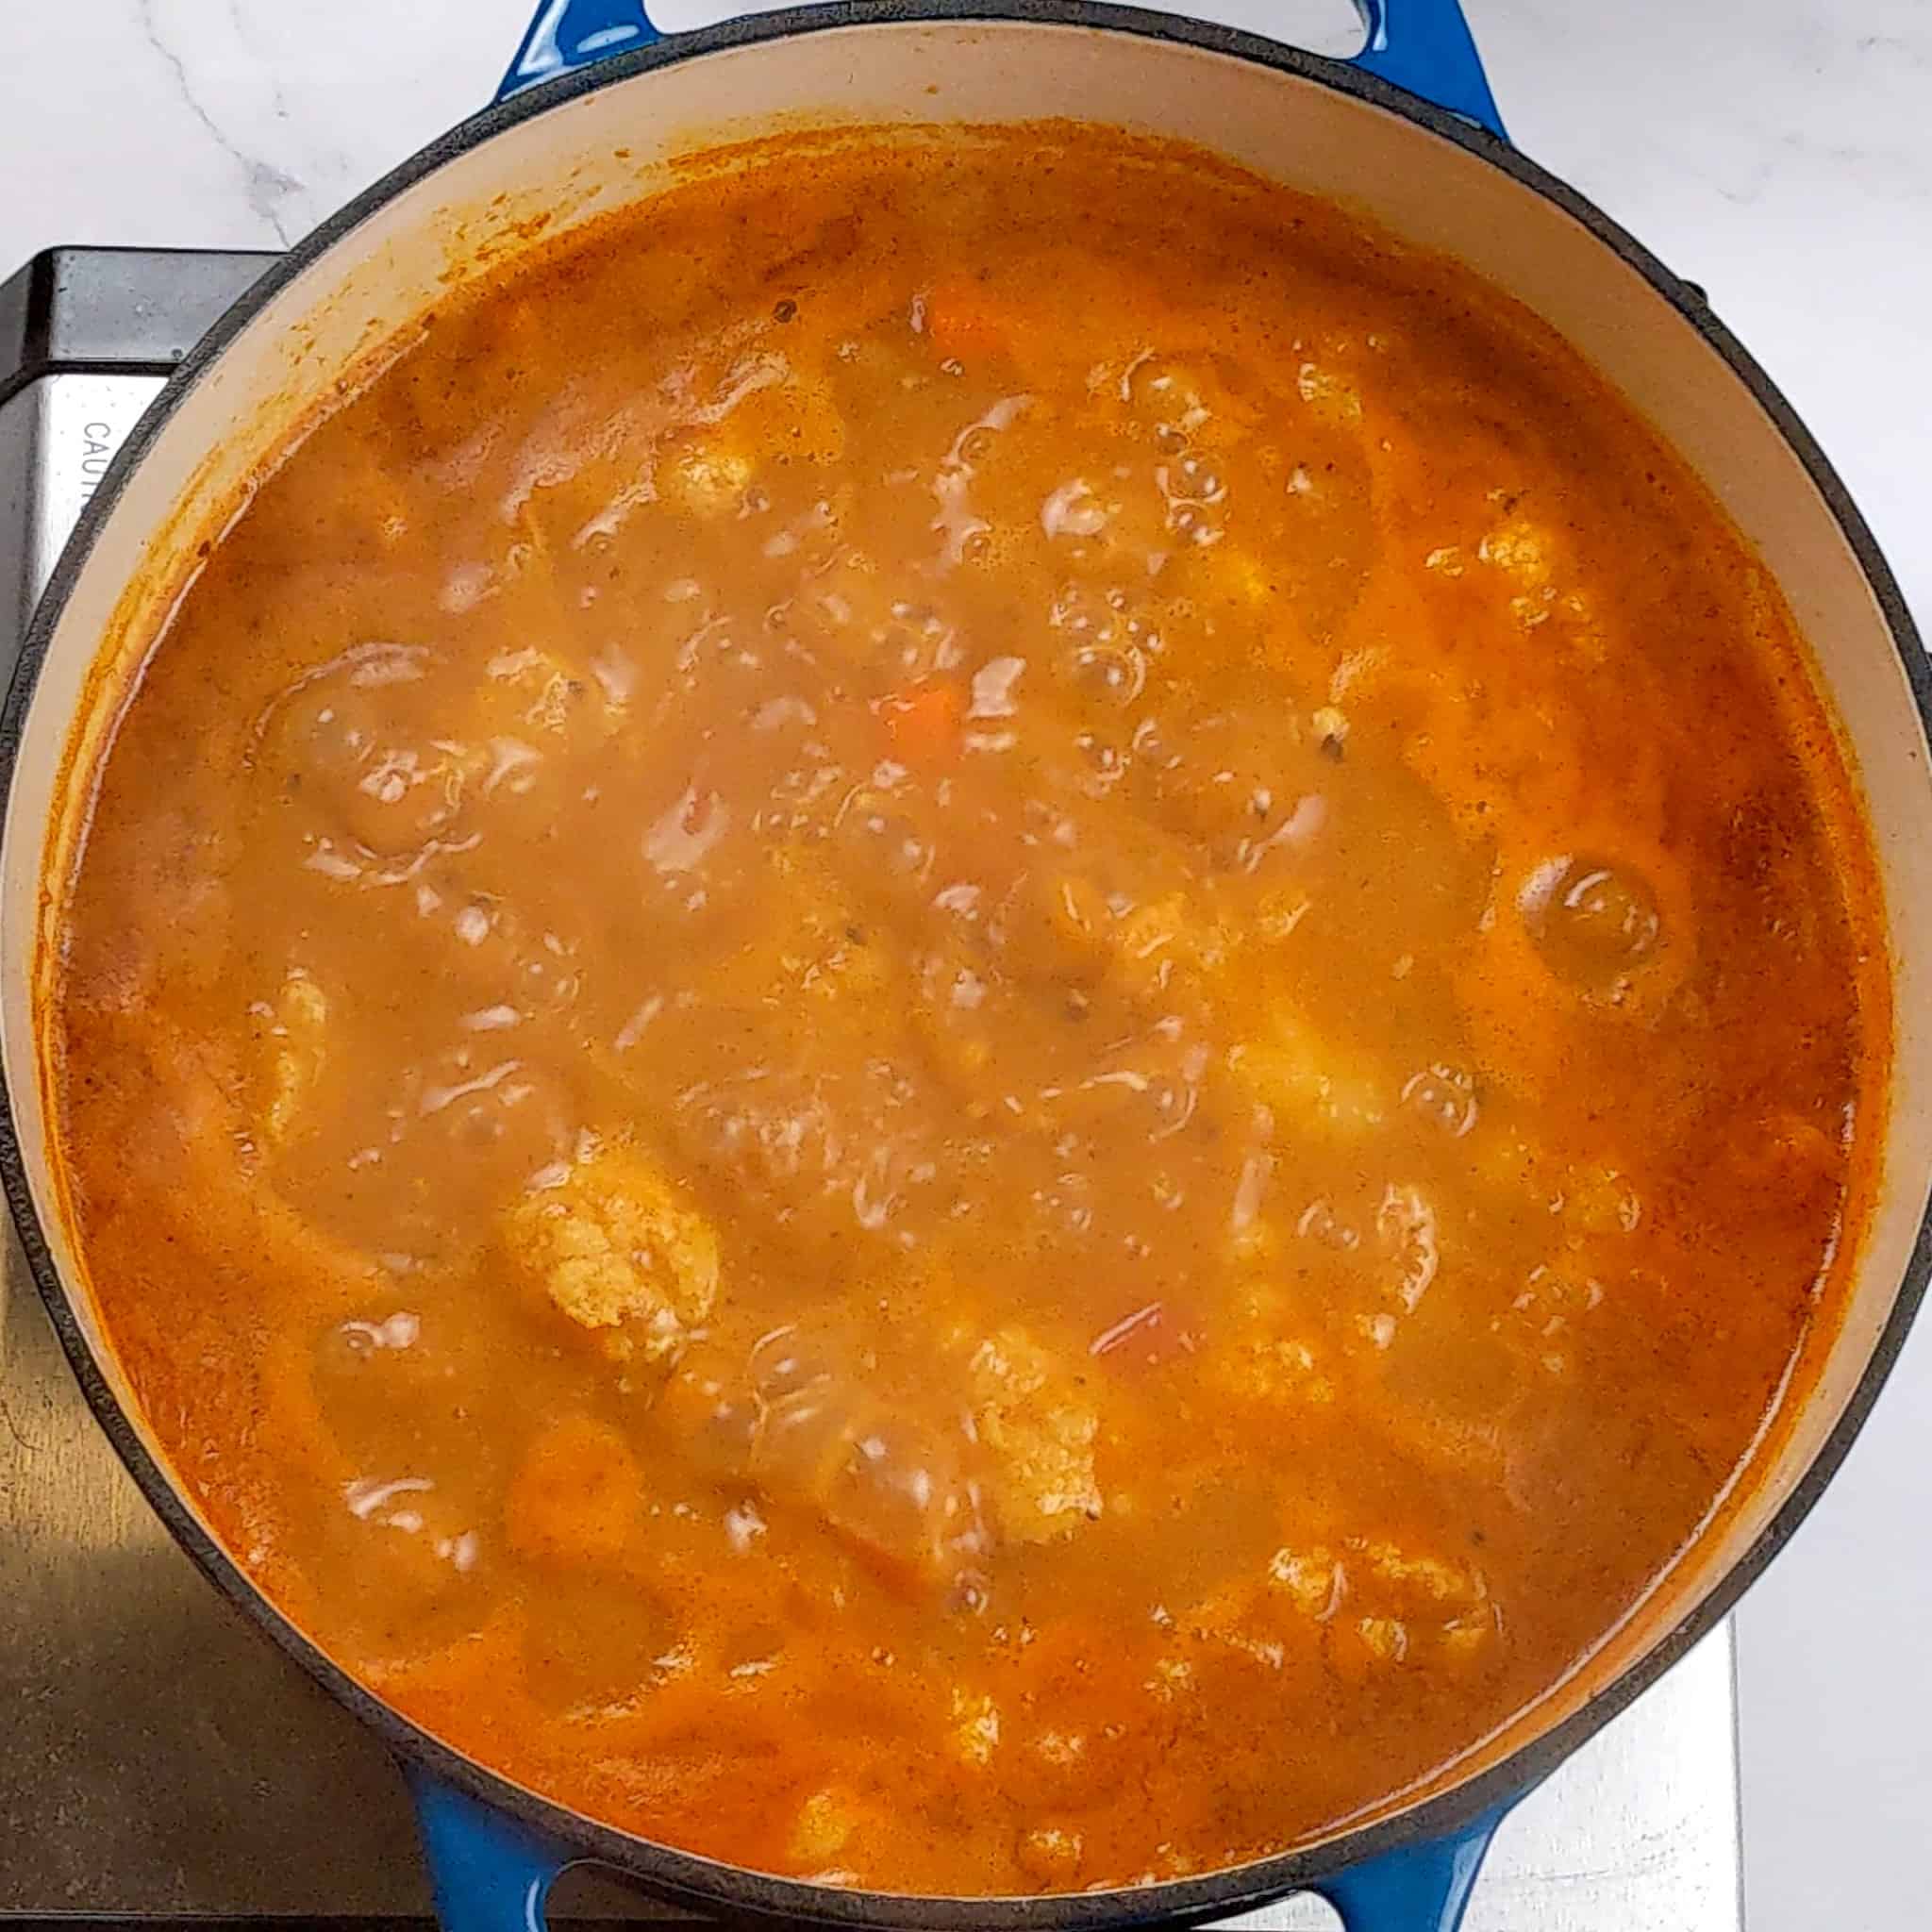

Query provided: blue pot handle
[409,1757,1509,1932]
[409,1770,570,1932]
[497,1,1506,137]
[501,0,660,98]
[1314,1801,1511,1932]
[1352,0,1504,136]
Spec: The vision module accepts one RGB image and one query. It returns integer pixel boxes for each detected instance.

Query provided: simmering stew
[48,128,1886,1893]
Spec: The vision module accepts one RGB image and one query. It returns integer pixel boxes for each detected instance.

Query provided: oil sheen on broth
[51,128,1884,1893]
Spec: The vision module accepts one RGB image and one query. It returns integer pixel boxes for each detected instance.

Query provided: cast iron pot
[3,4,1926,1928]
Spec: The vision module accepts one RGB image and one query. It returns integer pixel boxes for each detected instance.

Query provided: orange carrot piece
[504,1414,641,1565]
[924,278,1012,361]
[883,683,964,759]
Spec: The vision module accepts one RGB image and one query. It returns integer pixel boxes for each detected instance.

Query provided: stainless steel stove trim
[0,248,277,408]
[0,375,162,649]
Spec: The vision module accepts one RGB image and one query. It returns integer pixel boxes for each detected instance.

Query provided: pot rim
[3,3,1926,1924]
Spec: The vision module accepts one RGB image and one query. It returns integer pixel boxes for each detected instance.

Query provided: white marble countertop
[2,3,1926,1926]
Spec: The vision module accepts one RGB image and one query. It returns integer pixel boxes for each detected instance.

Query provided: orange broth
[46,127,1886,1893]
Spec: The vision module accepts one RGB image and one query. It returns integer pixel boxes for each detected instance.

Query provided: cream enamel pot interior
[1,6,1926,1929]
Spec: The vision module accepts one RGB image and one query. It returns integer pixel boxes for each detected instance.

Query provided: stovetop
[0,246,1747,1931]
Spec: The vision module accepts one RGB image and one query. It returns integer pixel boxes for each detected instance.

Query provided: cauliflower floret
[788,1786,868,1872]
[1355,1615,1409,1662]
[1365,1182,1440,1341]
[1342,1536,1496,1667]
[1267,1544,1343,1619]
[1476,512,1556,589]
[1499,1261,1607,1380]
[476,641,622,742]
[1145,1655,1195,1703]
[966,1328,1102,1542]
[661,370,845,521]
[1272,1533,1495,1675]
[1352,1537,1480,1602]
[1558,1161,1642,1236]
[1181,1524,1489,1691]
[949,1687,1002,1766]
[1264,1184,1440,1355]
[1295,358,1363,424]
[1475,507,1608,655]
[256,969,329,1146]
[1208,1284,1336,1409]
[505,1140,719,1364]
[661,439,755,519]
[1102,890,1232,1007]
[1016,1824,1086,1889]
[1228,1006,1387,1135]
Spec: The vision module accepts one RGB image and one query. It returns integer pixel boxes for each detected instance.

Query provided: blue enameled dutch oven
[2,3,1927,1928]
